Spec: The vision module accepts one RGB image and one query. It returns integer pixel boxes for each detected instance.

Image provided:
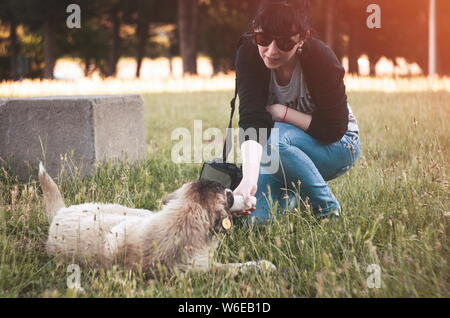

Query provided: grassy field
[0,88,449,297]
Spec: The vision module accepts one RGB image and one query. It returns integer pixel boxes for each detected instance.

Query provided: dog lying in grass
[38,163,276,277]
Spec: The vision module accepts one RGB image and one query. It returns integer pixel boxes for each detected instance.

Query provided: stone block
[0,94,147,181]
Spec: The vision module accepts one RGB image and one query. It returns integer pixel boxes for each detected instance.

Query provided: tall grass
[0,89,449,297]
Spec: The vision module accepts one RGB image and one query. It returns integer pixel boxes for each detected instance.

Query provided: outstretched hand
[231,179,257,217]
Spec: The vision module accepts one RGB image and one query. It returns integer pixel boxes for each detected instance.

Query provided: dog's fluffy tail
[38,162,65,222]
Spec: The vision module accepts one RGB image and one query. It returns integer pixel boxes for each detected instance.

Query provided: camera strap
[222,78,237,164]
[222,34,251,164]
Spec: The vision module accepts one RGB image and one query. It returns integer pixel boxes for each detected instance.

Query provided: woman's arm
[232,105,310,214]
[231,140,262,215]
[301,38,348,143]
[232,37,273,215]
[265,104,312,131]
[235,36,273,148]
[241,139,263,184]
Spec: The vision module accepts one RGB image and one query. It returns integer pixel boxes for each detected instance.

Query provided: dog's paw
[244,260,277,273]
[256,260,277,272]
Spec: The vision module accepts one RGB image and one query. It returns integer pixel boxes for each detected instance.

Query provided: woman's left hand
[265,104,287,122]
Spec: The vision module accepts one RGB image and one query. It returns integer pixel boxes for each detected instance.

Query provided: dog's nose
[225,189,234,210]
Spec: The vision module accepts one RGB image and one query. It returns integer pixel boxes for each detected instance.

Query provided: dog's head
[162,179,235,234]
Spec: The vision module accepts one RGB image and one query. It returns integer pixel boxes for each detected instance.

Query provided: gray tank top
[267,61,359,132]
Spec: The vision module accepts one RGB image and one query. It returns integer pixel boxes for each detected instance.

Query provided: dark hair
[252,0,311,38]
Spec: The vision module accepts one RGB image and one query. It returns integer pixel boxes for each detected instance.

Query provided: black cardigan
[235,34,349,146]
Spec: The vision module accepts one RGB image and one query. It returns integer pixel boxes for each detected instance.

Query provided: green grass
[0,90,449,297]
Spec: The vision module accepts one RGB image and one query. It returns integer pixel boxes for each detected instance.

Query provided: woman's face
[256,32,303,70]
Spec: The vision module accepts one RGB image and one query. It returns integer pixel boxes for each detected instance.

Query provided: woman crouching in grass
[233,0,361,223]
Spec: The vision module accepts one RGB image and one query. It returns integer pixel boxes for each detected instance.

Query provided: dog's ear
[225,189,234,210]
[162,187,182,205]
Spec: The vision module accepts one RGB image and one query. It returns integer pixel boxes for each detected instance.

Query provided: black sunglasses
[254,32,302,52]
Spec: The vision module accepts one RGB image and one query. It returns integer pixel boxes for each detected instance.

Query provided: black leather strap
[222,78,238,163]
[221,34,251,163]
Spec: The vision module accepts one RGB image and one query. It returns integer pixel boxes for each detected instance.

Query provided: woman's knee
[271,122,314,151]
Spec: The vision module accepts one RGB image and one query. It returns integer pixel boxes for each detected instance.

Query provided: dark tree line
[0,0,449,80]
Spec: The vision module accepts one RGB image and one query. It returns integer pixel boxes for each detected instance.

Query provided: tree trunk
[178,0,198,75]
[168,55,173,76]
[135,13,149,78]
[43,20,55,79]
[84,57,91,77]
[392,58,398,78]
[168,30,177,77]
[348,41,359,75]
[367,53,379,77]
[348,18,359,75]
[9,19,18,80]
[212,58,220,75]
[325,0,335,49]
[107,8,121,77]
[428,0,437,77]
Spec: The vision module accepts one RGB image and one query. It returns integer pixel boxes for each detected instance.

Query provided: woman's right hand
[231,178,258,216]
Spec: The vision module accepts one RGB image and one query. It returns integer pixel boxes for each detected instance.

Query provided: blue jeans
[251,122,361,223]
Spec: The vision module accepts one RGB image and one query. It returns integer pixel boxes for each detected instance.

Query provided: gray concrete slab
[0,94,147,181]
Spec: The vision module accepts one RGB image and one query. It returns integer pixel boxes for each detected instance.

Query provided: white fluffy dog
[38,163,275,277]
